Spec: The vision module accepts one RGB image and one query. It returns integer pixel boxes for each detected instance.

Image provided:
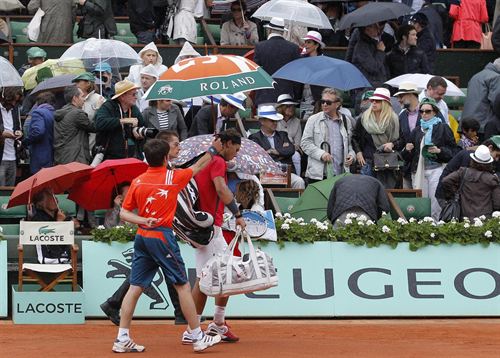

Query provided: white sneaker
[193,333,222,352]
[181,330,193,345]
[112,338,145,353]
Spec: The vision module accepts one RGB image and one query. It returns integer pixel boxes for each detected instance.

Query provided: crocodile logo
[39,225,56,234]
[106,248,169,310]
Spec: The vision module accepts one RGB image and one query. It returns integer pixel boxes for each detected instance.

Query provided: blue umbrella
[272,56,371,91]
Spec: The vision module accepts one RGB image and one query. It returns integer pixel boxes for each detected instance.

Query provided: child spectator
[458,118,481,150]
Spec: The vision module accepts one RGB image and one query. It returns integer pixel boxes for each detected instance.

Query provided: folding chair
[18,221,78,292]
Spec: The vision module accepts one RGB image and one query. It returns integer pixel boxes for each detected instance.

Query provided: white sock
[117,328,129,342]
[191,327,203,340]
[213,306,225,326]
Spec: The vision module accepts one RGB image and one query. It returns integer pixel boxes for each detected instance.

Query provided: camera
[132,127,159,139]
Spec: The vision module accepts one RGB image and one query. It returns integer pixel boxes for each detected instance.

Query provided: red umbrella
[68,158,148,211]
[8,162,93,208]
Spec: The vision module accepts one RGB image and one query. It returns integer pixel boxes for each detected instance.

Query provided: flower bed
[276,212,500,251]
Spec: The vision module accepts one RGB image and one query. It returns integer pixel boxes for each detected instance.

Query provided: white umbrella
[385,74,465,97]
[252,0,333,30]
[0,0,25,11]
[0,56,23,88]
[58,38,141,69]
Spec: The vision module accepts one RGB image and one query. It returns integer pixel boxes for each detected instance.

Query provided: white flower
[409,218,416,223]
[479,215,486,220]
[317,223,328,231]
[344,218,353,225]
[473,219,483,227]
[357,221,365,226]
[423,217,434,223]
[116,225,124,229]
[0,226,3,233]
[464,223,470,228]
[346,213,358,219]
[281,223,290,230]
[296,217,304,223]
[310,218,318,224]
[397,217,408,225]
[484,230,492,238]
[357,215,368,222]
[382,225,390,233]
[300,222,307,226]
[275,212,283,219]
[463,217,470,223]
[437,220,445,225]
[492,211,500,218]
[97,225,105,230]
[283,213,291,219]
[381,211,387,216]
[430,233,435,238]
[366,220,374,226]
[284,218,293,225]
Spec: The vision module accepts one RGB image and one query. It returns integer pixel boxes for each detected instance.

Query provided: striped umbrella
[145,54,274,101]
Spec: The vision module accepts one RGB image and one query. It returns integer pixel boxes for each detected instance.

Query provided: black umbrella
[29,73,101,97]
[338,2,412,30]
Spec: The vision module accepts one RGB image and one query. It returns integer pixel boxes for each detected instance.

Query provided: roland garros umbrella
[69,158,148,210]
[8,162,93,208]
[145,55,274,101]
[174,135,282,174]
[290,173,350,222]
[338,2,412,30]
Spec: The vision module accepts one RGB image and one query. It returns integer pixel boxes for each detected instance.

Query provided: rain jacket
[351,32,388,88]
[301,112,355,181]
[27,0,75,43]
[449,1,489,44]
[174,41,201,64]
[462,62,500,132]
[54,104,95,165]
[126,42,168,85]
[23,104,54,174]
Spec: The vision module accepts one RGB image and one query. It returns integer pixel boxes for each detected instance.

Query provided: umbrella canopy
[0,0,25,11]
[58,38,141,69]
[273,56,371,90]
[385,74,465,97]
[174,135,282,175]
[252,0,333,30]
[0,56,23,88]
[290,174,349,222]
[29,73,102,98]
[69,158,148,211]
[211,0,269,14]
[22,59,86,90]
[145,55,274,101]
[338,2,412,30]
[8,162,92,208]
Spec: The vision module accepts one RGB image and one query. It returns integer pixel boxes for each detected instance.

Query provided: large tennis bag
[200,229,278,297]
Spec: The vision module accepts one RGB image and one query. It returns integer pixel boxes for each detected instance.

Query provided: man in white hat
[188,92,246,136]
[95,80,146,160]
[254,17,301,106]
[249,104,305,189]
[136,64,159,112]
[392,82,421,189]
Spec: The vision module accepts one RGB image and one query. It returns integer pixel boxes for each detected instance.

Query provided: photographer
[94,80,146,160]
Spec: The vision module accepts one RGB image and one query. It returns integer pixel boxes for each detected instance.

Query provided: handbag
[373,150,401,171]
[480,23,493,50]
[27,8,45,42]
[439,169,467,222]
[199,229,278,297]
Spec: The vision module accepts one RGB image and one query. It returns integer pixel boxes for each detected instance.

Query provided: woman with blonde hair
[352,87,400,189]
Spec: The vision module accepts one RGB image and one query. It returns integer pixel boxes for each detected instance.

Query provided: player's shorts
[130,227,188,287]
[195,226,227,278]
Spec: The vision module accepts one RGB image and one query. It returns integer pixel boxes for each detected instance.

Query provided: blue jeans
[360,162,374,177]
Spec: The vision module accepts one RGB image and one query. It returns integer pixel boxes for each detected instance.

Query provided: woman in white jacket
[126,42,167,86]
[301,88,356,184]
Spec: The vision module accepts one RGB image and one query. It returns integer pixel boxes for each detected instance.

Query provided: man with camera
[95,80,149,162]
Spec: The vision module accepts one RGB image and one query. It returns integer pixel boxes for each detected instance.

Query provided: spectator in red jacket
[449,0,489,48]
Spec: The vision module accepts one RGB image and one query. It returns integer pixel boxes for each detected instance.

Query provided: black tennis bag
[173,178,214,248]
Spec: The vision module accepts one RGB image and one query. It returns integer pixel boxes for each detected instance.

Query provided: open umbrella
[145,55,274,101]
[69,158,148,211]
[0,0,25,11]
[22,59,86,91]
[338,2,412,30]
[174,135,282,174]
[385,74,465,97]
[211,0,269,14]
[0,56,23,87]
[273,56,371,90]
[29,74,102,98]
[8,162,93,208]
[252,0,333,30]
[290,174,349,222]
[58,38,141,69]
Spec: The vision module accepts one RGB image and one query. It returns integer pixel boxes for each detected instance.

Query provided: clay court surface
[1,318,500,357]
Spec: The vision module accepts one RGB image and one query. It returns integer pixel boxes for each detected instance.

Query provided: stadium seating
[265,188,303,214]
[1,223,20,235]
[55,194,77,217]
[386,189,431,220]
[203,23,221,44]
[0,196,27,223]
[9,21,30,43]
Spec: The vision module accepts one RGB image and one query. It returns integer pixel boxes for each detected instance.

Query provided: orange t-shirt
[122,166,193,228]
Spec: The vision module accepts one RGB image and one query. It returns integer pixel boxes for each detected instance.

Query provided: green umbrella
[290,173,350,222]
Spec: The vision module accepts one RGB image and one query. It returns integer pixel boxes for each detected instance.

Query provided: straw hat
[394,82,420,97]
[264,17,288,32]
[257,104,283,121]
[112,80,140,100]
[276,94,298,107]
[369,88,391,103]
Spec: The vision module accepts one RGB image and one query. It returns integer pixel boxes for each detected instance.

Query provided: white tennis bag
[200,229,278,297]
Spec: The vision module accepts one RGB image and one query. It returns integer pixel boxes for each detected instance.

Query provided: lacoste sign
[19,221,74,245]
